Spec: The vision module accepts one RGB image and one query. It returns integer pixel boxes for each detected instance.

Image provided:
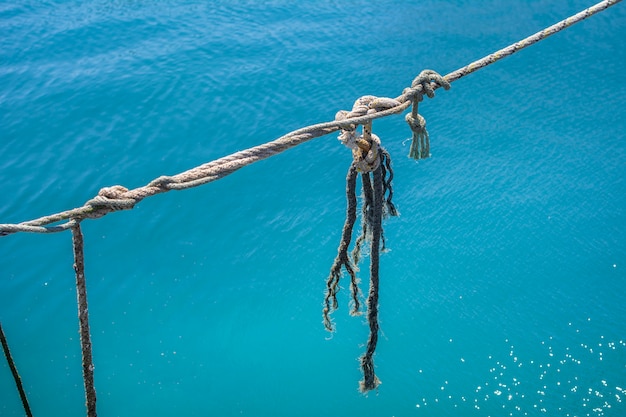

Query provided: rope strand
[0,323,33,417]
[71,222,98,417]
[323,163,360,331]
[359,162,385,393]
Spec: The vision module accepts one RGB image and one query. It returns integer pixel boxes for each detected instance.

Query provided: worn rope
[71,222,98,417]
[1,0,620,237]
[359,161,384,392]
[444,0,622,85]
[325,95,401,391]
[1,323,33,417]
[323,163,360,331]
[0,0,621,405]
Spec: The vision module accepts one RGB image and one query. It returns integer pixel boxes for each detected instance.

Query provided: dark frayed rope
[359,161,384,392]
[323,163,360,331]
[0,323,33,417]
[352,171,372,266]
[71,222,98,417]
[325,105,399,392]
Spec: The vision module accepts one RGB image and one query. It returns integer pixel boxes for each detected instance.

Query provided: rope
[444,0,622,85]
[323,163,360,331]
[404,70,450,160]
[325,96,400,391]
[1,323,33,417]
[71,222,98,417]
[359,161,384,392]
[1,0,620,237]
[0,0,621,404]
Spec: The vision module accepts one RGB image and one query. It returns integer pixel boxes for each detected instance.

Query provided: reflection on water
[414,318,625,416]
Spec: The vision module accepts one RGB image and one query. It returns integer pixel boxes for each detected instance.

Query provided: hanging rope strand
[351,172,374,267]
[0,323,33,417]
[323,163,360,331]
[359,161,385,392]
[71,222,98,417]
[380,148,398,218]
[329,97,399,391]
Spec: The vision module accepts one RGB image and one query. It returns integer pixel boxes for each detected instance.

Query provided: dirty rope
[0,0,620,408]
[1,323,33,417]
[72,222,98,417]
[323,87,455,391]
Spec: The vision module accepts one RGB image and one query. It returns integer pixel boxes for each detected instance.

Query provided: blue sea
[1,1,625,416]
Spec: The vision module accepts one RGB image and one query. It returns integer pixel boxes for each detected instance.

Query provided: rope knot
[334,95,378,134]
[405,112,426,132]
[402,70,449,160]
[85,185,137,217]
[405,111,430,160]
[336,96,402,125]
[352,133,381,173]
[98,185,129,199]
[403,69,450,102]
[336,95,399,172]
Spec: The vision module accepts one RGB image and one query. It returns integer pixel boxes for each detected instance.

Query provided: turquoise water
[1,1,625,416]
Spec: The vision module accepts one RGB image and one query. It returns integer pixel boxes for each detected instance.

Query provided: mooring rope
[0,0,621,408]
[1,323,33,417]
[0,0,620,237]
[71,222,98,417]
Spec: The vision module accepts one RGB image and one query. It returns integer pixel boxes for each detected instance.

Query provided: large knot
[335,96,394,173]
[336,95,401,131]
[403,69,450,103]
[405,112,426,133]
[85,185,137,217]
[352,133,381,173]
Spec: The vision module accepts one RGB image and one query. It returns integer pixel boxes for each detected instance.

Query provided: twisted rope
[323,163,360,331]
[319,0,623,392]
[71,223,97,417]
[1,323,33,417]
[359,161,384,392]
[0,0,620,237]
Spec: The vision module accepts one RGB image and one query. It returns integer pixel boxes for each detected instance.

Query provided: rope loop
[403,69,451,102]
[336,96,402,122]
[148,175,176,189]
